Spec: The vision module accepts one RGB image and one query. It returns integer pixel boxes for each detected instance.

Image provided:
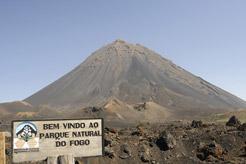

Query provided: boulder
[238,123,246,131]
[131,126,145,136]
[197,141,224,161]
[105,127,117,134]
[226,116,241,127]
[134,102,147,111]
[119,143,131,159]
[191,120,203,128]
[5,148,11,156]
[139,144,151,163]
[104,135,112,147]
[104,147,115,159]
[219,135,236,152]
[156,131,176,151]
[244,141,246,155]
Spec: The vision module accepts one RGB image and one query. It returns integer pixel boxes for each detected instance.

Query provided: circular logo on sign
[16,122,37,142]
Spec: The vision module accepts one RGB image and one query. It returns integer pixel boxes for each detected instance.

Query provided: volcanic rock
[226,116,241,127]
[134,102,147,111]
[219,135,236,152]
[191,120,203,128]
[243,141,246,156]
[105,127,117,134]
[237,123,246,131]
[104,136,112,147]
[197,141,224,161]
[139,144,151,163]
[119,144,131,159]
[5,148,11,156]
[104,147,115,159]
[156,131,176,151]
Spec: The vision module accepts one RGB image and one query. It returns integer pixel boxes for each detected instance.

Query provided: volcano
[25,40,246,116]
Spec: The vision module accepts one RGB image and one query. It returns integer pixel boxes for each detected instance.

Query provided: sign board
[12,118,104,163]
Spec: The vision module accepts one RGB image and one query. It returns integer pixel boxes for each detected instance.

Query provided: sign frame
[11,118,105,163]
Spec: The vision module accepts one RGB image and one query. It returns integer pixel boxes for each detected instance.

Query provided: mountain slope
[25,40,246,113]
[0,101,33,114]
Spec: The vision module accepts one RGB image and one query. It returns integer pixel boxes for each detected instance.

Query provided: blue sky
[0,0,246,103]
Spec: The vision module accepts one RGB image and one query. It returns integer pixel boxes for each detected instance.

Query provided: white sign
[12,118,104,163]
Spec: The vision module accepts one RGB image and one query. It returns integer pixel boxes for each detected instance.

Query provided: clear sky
[0,0,246,103]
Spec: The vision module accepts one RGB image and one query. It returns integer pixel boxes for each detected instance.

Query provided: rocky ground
[4,117,246,164]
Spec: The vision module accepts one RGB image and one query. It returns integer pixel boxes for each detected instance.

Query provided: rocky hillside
[70,98,172,125]
[5,118,246,164]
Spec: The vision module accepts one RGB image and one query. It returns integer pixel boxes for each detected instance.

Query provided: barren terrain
[3,118,246,164]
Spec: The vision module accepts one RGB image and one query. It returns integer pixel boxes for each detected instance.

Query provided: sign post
[58,155,74,164]
[12,118,104,163]
[0,132,6,164]
[47,156,57,164]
